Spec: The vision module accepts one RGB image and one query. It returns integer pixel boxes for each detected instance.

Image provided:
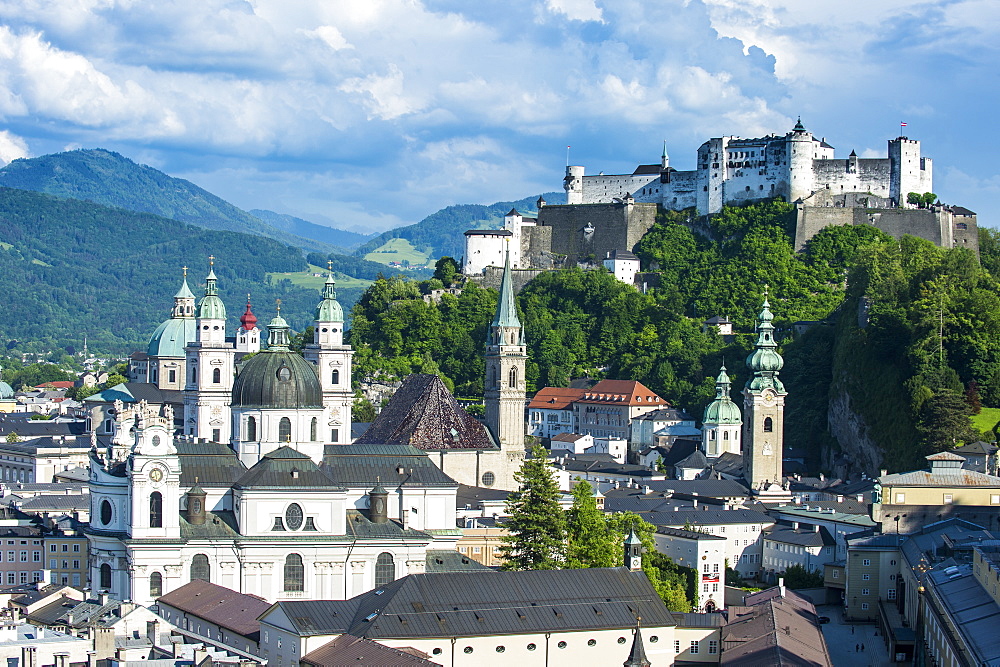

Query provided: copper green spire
[267,300,290,349]
[315,260,344,322]
[174,266,195,300]
[196,256,226,320]
[746,287,785,392]
[491,248,521,330]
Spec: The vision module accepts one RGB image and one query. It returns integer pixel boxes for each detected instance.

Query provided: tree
[966,380,983,415]
[565,480,619,568]
[5,432,20,443]
[782,564,824,589]
[917,388,978,453]
[499,446,566,570]
[433,256,460,286]
[352,394,377,423]
[922,192,938,208]
[907,192,922,207]
[103,373,127,388]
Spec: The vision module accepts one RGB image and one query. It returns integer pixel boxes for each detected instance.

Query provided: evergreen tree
[500,445,566,570]
[565,480,618,568]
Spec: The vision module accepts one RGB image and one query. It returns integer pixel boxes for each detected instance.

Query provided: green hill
[249,209,374,251]
[353,192,563,261]
[0,187,364,355]
[0,149,337,254]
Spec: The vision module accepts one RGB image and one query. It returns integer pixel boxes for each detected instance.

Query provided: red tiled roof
[33,381,74,389]
[576,380,665,406]
[527,387,586,410]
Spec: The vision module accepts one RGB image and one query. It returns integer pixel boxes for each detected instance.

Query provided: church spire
[491,248,522,332]
[315,260,344,323]
[196,256,226,321]
[267,302,291,350]
[745,288,784,392]
[623,620,651,667]
[172,266,196,319]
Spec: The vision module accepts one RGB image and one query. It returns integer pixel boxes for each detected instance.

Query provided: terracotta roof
[527,387,585,410]
[722,588,832,666]
[576,380,665,406]
[355,374,496,451]
[302,634,440,666]
[156,580,270,638]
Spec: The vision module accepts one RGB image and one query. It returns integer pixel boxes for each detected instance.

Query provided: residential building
[632,408,699,449]
[647,508,774,579]
[761,524,836,579]
[156,580,271,657]
[527,387,583,440]
[653,527,726,612]
[602,249,640,284]
[767,504,876,562]
[43,524,88,588]
[574,380,667,442]
[549,432,593,455]
[950,441,998,475]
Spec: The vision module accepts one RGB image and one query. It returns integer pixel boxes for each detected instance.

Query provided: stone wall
[536,202,658,265]
[472,267,547,293]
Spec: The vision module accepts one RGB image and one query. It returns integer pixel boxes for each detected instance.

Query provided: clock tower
[743,290,787,490]
[126,401,182,540]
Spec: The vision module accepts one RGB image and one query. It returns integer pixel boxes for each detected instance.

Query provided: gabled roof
[234,446,343,490]
[302,634,440,667]
[355,374,496,451]
[722,588,832,666]
[527,387,586,410]
[551,432,590,443]
[176,441,247,488]
[157,580,270,638]
[953,441,999,456]
[323,444,458,488]
[271,568,674,640]
[676,449,708,470]
[576,380,665,407]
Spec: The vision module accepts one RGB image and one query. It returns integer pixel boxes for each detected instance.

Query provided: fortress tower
[742,291,786,490]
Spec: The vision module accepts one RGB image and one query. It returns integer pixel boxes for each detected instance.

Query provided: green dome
[704,397,741,425]
[147,317,197,357]
[0,380,13,400]
[231,350,322,409]
[197,295,226,320]
[747,347,784,373]
[315,273,344,322]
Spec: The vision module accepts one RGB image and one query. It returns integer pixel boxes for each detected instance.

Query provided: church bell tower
[742,289,786,490]
[484,249,526,453]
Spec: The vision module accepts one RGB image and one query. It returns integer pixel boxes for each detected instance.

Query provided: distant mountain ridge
[354,192,564,260]
[0,149,337,253]
[250,209,374,251]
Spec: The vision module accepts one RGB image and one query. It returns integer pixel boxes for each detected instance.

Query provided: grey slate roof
[722,588,832,666]
[676,449,708,470]
[273,568,674,640]
[322,444,458,488]
[157,580,270,638]
[234,446,342,490]
[764,525,835,548]
[302,634,440,667]
[424,550,491,573]
[176,441,247,488]
[355,374,496,451]
[645,508,774,528]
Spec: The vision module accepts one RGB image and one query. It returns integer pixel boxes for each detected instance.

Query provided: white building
[527,387,584,440]
[602,249,640,284]
[651,508,774,580]
[761,524,836,579]
[654,526,726,612]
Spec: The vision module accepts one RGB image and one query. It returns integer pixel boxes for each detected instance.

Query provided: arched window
[310,417,317,442]
[246,416,257,441]
[278,417,292,442]
[150,571,162,598]
[375,552,395,587]
[723,431,729,441]
[100,563,112,590]
[331,369,340,385]
[190,554,210,582]
[284,554,304,592]
[149,492,163,528]
[508,367,518,388]
[489,367,497,388]
[191,366,197,383]
[212,368,221,384]
[763,417,773,433]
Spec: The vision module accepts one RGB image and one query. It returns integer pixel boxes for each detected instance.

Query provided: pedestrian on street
[861,643,865,652]
[855,644,859,652]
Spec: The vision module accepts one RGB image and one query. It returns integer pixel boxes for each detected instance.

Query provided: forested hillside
[354,193,563,260]
[0,188,362,355]
[348,200,1000,473]
[250,209,374,251]
[0,149,337,253]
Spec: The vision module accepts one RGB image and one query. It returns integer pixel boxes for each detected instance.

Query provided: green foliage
[500,446,567,570]
[29,414,53,420]
[565,480,620,568]
[306,252,417,281]
[1,363,71,389]
[352,393,378,423]
[433,257,460,286]
[5,433,19,443]
[917,389,977,453]
[781,564,824,589]
[0,187,338,355]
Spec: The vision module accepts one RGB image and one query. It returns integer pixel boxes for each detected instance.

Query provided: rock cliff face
[826,384,884,477]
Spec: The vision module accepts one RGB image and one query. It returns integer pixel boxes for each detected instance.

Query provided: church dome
[231,350,322,409]
[747,347,784,373]
[704,396,741,425]
[0,380,13,400]
[147,318,196,358]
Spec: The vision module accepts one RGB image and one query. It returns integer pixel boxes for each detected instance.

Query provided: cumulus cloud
[0,0,993,231]
[0,130,29,165]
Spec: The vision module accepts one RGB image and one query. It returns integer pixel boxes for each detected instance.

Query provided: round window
[496,646,505,653]
[527,643,536,651]
[277,366,292,381]
[481,471,495,487]
[617,637,626,644]
[557,641,567,649]
[587,639,596,646]
[285,503,304,531]
[650,636,659,643]
[463,647,473,654]
[152,435,161,446]
[100,499,113,525]
[321,328,328,333]
[432,648,442,656]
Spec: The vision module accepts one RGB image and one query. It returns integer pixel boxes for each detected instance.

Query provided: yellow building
[44,529,89,588]
[873,451,1000,533]
[456,518,507,568]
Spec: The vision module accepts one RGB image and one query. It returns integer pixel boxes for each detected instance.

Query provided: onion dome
[745,290,786,393]
[315,270,344,323]
[196,261,227,320]
[703,364,741,425]
[240,296,258,331]
[231,310,321,409]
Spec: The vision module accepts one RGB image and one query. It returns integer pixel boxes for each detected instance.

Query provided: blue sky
[0,0,996,233]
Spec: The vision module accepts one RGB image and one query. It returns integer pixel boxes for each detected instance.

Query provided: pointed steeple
[240,295,258,331]
[793,116,806,133]
[745,288,784,392]
[623,620,651,667]
[491,248,522,331]
[661,140,669,169]
[172,266,196,319]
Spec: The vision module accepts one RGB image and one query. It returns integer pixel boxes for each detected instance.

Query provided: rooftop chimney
[792,522,799,530]
[778,577,786,597]
[813,524,820,533]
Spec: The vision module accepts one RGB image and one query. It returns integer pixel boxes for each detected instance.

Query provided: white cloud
[303,25,353,51]
[545,0,604,23]
[0,129,29,164]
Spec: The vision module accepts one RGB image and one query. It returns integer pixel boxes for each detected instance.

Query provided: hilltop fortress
[463,121,978,275]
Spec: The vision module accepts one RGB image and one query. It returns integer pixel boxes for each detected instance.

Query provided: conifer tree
[499,445,566,570]
[566,480,618,568]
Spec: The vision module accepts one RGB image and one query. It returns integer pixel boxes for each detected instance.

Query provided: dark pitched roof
[424,550,491,573]
[455,484,510,507]
[676,449,708,470]
[764,525,835,548]
[234,446,343,490]
[722,588,832,666]
[176,441,248,488]
[157,580,270,638]
[355,374,496,451]
[302,634,440,667]
[274,568,674,640]
[645,508,774,528]
[322,444,458,488]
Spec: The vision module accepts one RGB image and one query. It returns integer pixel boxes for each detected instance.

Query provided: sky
[0,0,997,233]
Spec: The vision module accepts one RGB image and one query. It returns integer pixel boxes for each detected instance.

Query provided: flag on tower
[900,122,907,127]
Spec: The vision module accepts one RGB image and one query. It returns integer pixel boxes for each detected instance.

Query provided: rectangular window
[32,552,39,562]
[49,559,57,569]
[943,494,953,504]
[862,573,870,580]
[20,552,27,562]
[212,429,221,443]
[887,589,897,600]
[992,495,1000,505]
[709,640,718,655]
[863,559,871,566]
[832,570,840,579]
[19,572,27,584]
[73,544,80,552]
[72,574,80,586]
[690,640,699,654]
[7,552,14,562]
[49,545,56,552]
[330,429,339,442]
[862,588,870,595]
[861,602,869,610]
[895,493,905,504]
[5,573,12,584]
[61,544,68,552]
[674,640,680,653]
[73,560,79,569]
